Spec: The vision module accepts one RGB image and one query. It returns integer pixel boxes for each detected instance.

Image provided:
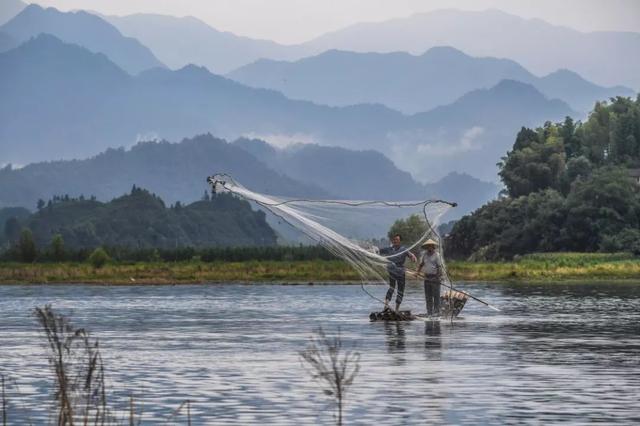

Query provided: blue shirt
[380,245,411,274]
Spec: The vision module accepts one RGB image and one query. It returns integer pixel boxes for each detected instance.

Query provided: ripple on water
[0,282,639,424]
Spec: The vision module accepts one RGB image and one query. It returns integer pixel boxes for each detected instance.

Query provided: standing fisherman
[380,234,417,312]
[418,239,443,316]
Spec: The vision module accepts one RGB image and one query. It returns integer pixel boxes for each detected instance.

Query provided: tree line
[446,95,640,260]
[1,186,278,255]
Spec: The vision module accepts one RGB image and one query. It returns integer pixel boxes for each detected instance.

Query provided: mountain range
[104,8,640,89]
[302,9,640,89]
[229,47,634,114]
[0,133,498,221]
[0,34,574,181]
[0,4,164,74]
[232,139,498,214]
[105,12,304,75]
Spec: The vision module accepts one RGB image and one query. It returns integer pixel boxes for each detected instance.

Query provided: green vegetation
[88,247,110,269]
[388,214,428,245]
[0,186,276,251]
[448,96,640,260]
[448,252,640,281]
[1,252,639,284]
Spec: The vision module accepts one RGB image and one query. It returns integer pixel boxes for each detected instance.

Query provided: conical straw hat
[421,238,438,248]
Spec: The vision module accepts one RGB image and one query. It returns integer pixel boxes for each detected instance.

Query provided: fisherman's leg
[432,281,441,315]
[385,277,397,309]
[425,280,433,315]
[395,275,405,311]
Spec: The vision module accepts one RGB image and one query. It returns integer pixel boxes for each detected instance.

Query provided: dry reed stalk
[2,374,6,426]
[299,327,360,426]
[34,305,108,426]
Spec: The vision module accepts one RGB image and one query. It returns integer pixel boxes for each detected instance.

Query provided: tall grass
[0,306,194,425]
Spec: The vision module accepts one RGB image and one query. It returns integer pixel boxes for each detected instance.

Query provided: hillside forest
[447,96,640,259]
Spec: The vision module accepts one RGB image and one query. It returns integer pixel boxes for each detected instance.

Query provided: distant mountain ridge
[105,12,305,74]
[106,8,640,88]
[300,8,640,89]
[0,132,499,219]
[0,133,329,210]
[0,34,575,181]
[229,47,634,114]
[0,4,164,74]
[233,139,499,218]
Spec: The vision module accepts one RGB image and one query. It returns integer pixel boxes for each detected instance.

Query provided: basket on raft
[369,290,468,321]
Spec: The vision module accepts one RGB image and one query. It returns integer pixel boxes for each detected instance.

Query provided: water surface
[1,282,639,424]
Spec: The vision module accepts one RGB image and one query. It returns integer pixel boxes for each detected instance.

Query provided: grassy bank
[1,253,639,284]
[448,252,640,281]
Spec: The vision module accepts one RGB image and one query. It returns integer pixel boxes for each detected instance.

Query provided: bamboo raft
[369,290,469,322]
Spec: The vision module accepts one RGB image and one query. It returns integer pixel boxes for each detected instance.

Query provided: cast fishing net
[207,173,457,313]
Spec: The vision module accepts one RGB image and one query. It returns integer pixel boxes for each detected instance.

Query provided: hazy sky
[28,0,640,44]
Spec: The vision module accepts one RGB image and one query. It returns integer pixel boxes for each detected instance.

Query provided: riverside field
[1,253,639,284]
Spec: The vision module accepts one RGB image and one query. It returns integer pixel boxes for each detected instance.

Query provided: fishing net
[207,173,457,313]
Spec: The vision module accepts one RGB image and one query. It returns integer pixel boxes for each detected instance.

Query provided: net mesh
[207,173,457,312]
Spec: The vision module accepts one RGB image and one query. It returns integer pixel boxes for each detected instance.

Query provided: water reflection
[0,282,639,424]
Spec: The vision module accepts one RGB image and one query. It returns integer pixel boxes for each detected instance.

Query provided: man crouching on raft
[380,234,417,312]
[418,239,443,316]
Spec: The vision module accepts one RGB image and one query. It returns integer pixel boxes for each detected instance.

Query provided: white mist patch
[387,126,486,183]
[135,132,160,143]
[416,126,485,157]
[0,163,25,170]
[242,132,317,149]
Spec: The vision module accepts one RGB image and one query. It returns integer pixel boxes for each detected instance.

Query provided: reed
[300,327,360,426]
[24,306,193,425]
[34,305,109,425]
[1,374,6,426]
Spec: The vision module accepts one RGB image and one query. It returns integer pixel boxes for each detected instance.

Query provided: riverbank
[1,253,639,284]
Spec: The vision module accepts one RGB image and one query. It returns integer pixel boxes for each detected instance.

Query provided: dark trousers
[386,274,405,305]
[424,279,441,315]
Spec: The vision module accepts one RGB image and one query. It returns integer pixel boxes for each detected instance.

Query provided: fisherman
[380,234,417,312]
[418,239,443,316]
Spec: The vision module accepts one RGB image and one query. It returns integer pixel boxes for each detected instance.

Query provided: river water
[1,282,639,425]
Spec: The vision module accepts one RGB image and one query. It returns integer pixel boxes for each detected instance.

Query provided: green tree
[4,217,21,243]
[499,125,566,197]
[88,247,110,269]
[388,214,429,247]
[562,166,639,251]
[50,234,66,262]
[18,228,37,262]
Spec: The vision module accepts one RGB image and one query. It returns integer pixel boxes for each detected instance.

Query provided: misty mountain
[301,9,640,89]
[229,47,634,114]
[0,31,16,52]
[0,0,25,26]
[0,134,328,211]
[533,69,634,113]
[0,4,164,74]
[0,34,575,181]
[233,139,499,218]
[105,13,305,74]
[233,138,425,200]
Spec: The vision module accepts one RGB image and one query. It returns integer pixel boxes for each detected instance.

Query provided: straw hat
[421,238,438,248]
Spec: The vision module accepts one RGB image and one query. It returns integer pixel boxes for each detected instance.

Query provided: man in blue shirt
[380,234,417,312]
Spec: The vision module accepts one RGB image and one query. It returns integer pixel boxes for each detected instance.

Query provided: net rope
[207,173,458,313]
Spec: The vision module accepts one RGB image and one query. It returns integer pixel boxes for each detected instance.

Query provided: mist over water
[1,282,639,424]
